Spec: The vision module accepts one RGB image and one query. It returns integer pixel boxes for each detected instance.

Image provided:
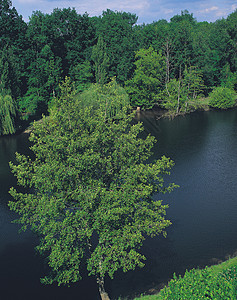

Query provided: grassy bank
[135,256,237,299]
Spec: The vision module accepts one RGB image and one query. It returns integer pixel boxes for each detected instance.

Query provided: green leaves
[125,47,165,108]
[158,265,237,300]
[209,86,237,109]
[9,73,176,298]
[162,66,205,114]
[0,93,16,135]
[94,10,138,83]
[91,36,109,85]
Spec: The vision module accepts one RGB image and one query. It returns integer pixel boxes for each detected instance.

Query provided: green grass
[135,257,237,300]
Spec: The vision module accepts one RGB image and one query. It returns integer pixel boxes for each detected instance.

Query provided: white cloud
[60,0,149,17]
[17,0,39,4]
[231,4,237,11]
[215,10,228,17]
[199,6,218,13]
[12,0,237,24]
[163,8,174,15]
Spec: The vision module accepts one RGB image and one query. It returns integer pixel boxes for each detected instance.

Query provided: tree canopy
[0,92,16,135]
[209,86,237,109]
[9,79,176,299]
[0,2,236,126]
[125,47,165,108]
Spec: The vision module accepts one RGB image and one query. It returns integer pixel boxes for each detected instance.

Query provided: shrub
[209,87,236,109]
[158,267,236,300]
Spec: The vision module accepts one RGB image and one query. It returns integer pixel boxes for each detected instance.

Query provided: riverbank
[135,256,237,299]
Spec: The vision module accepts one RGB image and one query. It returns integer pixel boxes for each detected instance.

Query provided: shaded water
[1,109,237,299]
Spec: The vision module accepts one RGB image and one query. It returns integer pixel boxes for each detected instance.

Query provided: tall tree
[9,79,176,300]
[226,10,237,73]
[169,10,196,78]
[0,92,16,135]
[69,60,93,93]
[93,9,138,83]
[91,36,109,85]
[192,21,215,89]
[20,44,62,117]
[0,0,27,50]
[125,47,166,108]
[0,46,22,99]
[162,66,204,113]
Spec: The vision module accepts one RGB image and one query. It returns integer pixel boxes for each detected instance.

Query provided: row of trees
[0,1,237,134]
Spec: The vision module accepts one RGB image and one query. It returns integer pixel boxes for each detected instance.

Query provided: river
[1,109,237,299]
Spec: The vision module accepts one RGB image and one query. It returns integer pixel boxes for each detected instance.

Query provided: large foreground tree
[9,79,176,300]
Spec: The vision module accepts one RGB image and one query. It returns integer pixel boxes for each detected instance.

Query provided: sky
[12,0,237,24]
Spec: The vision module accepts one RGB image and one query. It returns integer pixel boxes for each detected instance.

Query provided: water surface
[1,109,237,299]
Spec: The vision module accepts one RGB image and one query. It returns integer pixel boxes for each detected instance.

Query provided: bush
[157,266,237,300]
[209,87,236,109]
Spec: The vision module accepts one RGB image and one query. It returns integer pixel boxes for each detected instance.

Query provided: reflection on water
[1,109,237,299]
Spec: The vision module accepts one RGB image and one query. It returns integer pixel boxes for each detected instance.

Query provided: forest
[0,0,237,135]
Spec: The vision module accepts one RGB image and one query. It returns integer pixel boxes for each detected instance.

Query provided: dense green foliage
[162,66,205,113]
[0,92,16,134]
[91,36,109,85]
[158,267,237,299]
[0,2,237,135]
[125,47,165,108]
[136,258,237,300]
[9,79,176,299]
[209,87,237,109]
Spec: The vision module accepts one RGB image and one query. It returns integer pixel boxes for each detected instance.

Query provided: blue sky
[12,0,237,24]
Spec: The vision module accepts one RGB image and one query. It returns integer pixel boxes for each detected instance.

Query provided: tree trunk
[185,100,188,113]
[164,38,173,85]
[176,78,181,114]
[99,291,110,300]
[97,276,110,300]
[176,65,182,114]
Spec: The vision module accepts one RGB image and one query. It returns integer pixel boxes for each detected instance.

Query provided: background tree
[0,46,22,100]
[209,86,236,109]
[0,0,27,51]
[182,66,204,104]
[93,9,138,83]
[125,47,165,108]
[0,92,16,135]
[226,10,237,74]
[169,10,196,78]
[162,66,204,113]
[19,45,62,117]
[9,79,176,300]
[91,36,109,85]
[70,60,93,93]
[192,21,215,90]
[213,20,232,80]
[162,78,183,113]
[220,64,237,90]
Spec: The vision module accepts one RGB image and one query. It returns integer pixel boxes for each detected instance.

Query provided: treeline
[0,0,237,134]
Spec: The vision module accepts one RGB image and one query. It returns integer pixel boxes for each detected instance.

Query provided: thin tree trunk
[176,65,182,114]
[164,38,173,85]
[166,83,171,98]
[176,84,180,114]
[185,100,188,113]
[165,41,170,84]
[97,276,110,300]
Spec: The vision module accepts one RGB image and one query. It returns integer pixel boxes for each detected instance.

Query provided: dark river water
[1,109,237,300]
